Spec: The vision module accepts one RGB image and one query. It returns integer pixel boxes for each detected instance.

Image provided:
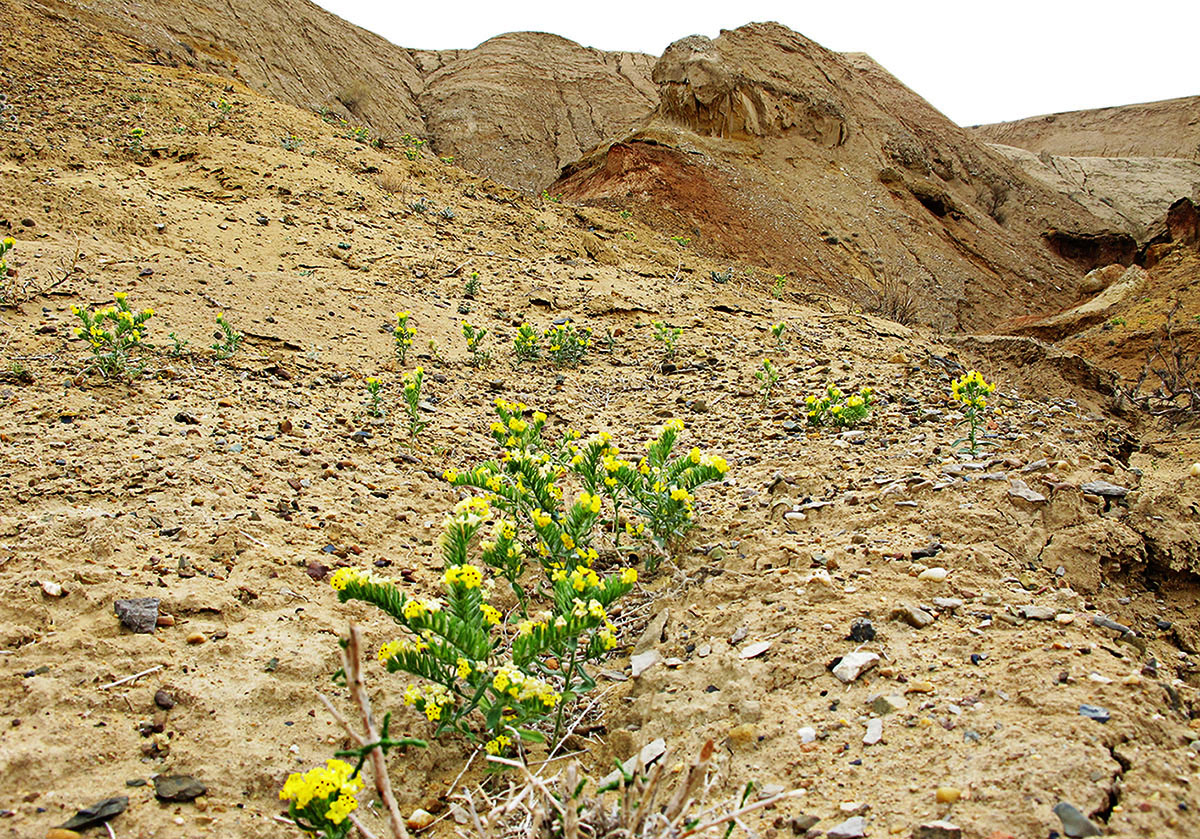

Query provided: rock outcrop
[552,25,1117,331]
[974,95,1200,160]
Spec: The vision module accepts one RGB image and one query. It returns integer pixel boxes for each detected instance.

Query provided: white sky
[311,0,1198,126]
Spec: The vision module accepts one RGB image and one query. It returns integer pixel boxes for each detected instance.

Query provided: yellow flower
[377,640,403,664]
[620,567,638,584]
[114,291,128,302]
[456,657,472,679]
[480,604,501,625]
[402,599,427,620]
[531,508,552,528]
[485,735,512,755]
[329,567,361,591]
[444,564,483,589]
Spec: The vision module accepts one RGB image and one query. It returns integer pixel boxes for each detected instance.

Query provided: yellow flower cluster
[492,665,560,708]
[951,370,996,410]
[485,734,512,755]
[568,566,600,592]
[577,492,603,514]
[329,567,366,591]
[280,758,363,824]
[402,597,441,620]
[377,637,429,664]
[480,603,502,625]
[402,682,454,721]
[443,564,483,589]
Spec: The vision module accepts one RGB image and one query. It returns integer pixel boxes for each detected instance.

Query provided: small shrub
[770,321,786,352]
[512,323,540,363]
[399,133,425,160]
[545,322,592,367]
[805,384,873,428]
[392,311,415,365]
[401,366,429,440]
[652,320,682,361]
[408,197,429,214]
[0,237,17,306]
[711,267,733,284]
[364,376,384,418]
[438,206,456,221]
[772,274,787,299]
[211,312,242,359]
[755,358,779,406]
[71,292,154,379]
[463,271,480,298]
[461,320,490,367]
[167,331,190,358]
[280,135,302,151]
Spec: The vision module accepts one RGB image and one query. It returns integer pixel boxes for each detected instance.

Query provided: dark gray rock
[154,774,207,802]
[59,796,128,830]
[912,821,962,839]
[114,598,160,634]
[1081,480,1128,498]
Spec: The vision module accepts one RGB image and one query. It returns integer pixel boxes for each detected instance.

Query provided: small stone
[739,641,773,659]
[848,618,876,642]
[1052,802,1102,837]
[892,604,935,628]
[57,796,128,831]
[826,816,867,839]
[406,809,435,830]
[906,680,935,694]
[47,830,83,839]
[114,598,160,634]
[833,651,880,683]
[863,718,883,745]
[918,567,948,582]
[728,723,757,745]
[1078,703,1110,723]
[932,597,963,611]
[154,775,206,802]
[798,726,817,743]
[913,820,962,839]
[1017,605,1056,621]
[1007,479,1047,504]
[154,689,176,709]
[934,786,961,804]
[40,580,65,598]
[630,649,662,677]
[1080,480,1128,498]
[789,815,820,834]
[870,694,908,715]
[1190,463,1200,478]
[889,352,910,364]
[1055,612,1076,625]
[186,632,207,645]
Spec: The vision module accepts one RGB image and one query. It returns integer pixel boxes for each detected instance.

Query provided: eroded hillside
[2,5,1200,839]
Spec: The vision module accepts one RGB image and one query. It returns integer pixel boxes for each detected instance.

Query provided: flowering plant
[512,323,540,363]
[280,759,364,838]
[72,291,154,378]
[392,311,415,365]
[950,370,997,454]
[770,321,786,352]
[755,358,779,406]
[461,320,490,367]
[364,376,383,417]
[544,321,592,367]
[652,320,682,361]
[211,312,242,359]
[331,492,637,752]
[400,366,428,440]
[804,384,872,428]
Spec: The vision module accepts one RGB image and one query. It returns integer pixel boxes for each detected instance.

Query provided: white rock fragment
[918,567,948,582]
[630,649,662,678]
[833,651,880,683]
[863,718,883,745]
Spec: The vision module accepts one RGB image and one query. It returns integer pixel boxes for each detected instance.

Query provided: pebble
[826,816,867,839]
[1052,802,1102,837]
[798,726,817,743]
[892,604,935,629]
[1055,613,1075,625]
[863,718,883,745]
[186,632,207,645]
[833,652,880,683]
[40,580,65,597]
[870,694,908,715]
[905,680,935,694]
[630,650,662,677]
[406,809,435,830]
[46,831,83,839]
[918,567,948,582]
[739,641,773,659]
[913,821,962,839]
[1080,480,1128,498]
[848,618,876,642]
[934,786,962,803]
[1079,703,1110,723]
[153,775,207,802]
[1016,605,1055,621]
[1190,463,1200,478]
[932,597,963,611]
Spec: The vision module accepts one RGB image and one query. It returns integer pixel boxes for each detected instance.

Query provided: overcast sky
[312,0,1197,126]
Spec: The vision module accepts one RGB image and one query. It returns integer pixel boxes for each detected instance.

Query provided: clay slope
[988,145,1200,243]
[974,95,1200,160]
[42,0,657,191]
[551,26,1116,331]
[416,33,657,190]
